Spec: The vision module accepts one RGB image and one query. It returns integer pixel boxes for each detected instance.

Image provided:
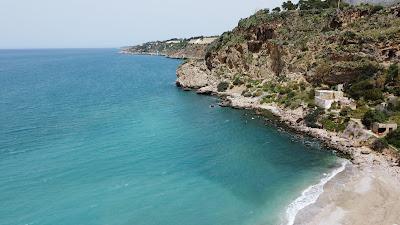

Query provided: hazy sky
[0,0,292,49]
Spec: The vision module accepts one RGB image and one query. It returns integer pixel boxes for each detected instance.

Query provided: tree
[386,63,399,83]
[361,110,388,129]
[282,0,297,10]
[272,7,281,13]
[386,129,400,149]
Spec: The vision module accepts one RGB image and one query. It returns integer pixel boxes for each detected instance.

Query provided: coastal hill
[176,2,400,161]
[121,36,218,59]
[123,2,400,159]
[121,1,400,224]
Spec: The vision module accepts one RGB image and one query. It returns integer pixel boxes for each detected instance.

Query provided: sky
[0,0,292,49]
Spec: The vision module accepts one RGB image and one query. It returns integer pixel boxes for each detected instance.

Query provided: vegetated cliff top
[199,3,399,149]
[121,36,219,59]
[205,3,399,88]
[345,0,400,6]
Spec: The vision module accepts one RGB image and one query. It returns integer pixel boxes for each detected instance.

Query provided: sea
[0,49,343,225]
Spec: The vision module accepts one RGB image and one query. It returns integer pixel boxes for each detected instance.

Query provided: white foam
[284,160,348,225]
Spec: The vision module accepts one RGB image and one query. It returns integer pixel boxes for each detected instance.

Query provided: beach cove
[0,49,346,225]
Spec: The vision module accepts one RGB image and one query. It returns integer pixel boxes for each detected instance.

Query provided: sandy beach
[294,159,400,225]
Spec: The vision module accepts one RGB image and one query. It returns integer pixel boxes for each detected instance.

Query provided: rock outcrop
[175,4,400,163]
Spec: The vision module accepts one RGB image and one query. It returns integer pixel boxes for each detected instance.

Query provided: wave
[284,159,348,225]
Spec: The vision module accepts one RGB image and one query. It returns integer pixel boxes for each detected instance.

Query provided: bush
[386,129,400,149]
[340,107,351,117]
[348,80,383,101]
[305,108,324,128]
[233,76,244,86]
[370,5,384,14]
[272,7,281,13]
[217,81,230,92]
[386,63,399,83]
[370,139,388,153]
[361,109,388,129]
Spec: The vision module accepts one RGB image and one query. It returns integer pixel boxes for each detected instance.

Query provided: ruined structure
[372,122,398,136]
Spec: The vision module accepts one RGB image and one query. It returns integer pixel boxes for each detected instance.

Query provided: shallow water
[0,49,338,225]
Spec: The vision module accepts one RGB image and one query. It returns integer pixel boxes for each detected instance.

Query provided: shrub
[386,129,400,149]
[340,106,351,117]
[370,139,388,153]
[386,63,399,83]
[282,0,298,10]
[348,80,383,101]
[272,7,281,13]
[305,108,324,128]
[233,75,244,86]
[361,110,388,129]
[252,89,263,97]
[217,81,230,92]
[364,89,384,101]
[370,5,384,14]
[320,116,348,132]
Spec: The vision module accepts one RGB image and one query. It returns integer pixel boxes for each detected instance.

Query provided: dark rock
[247,41,263,53]
[218,99,231,107]
[196,89,212,95]
[296,118,304,123]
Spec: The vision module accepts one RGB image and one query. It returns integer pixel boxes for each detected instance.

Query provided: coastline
[293,162,400,225]
[121,52,400,224]
[174,59,400,224]
[285,159,348,225]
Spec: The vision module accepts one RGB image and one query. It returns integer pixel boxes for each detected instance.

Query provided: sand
[293,162,400,225]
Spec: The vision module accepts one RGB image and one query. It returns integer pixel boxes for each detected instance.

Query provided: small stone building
[315,85,356,110]
[372,122,398,137]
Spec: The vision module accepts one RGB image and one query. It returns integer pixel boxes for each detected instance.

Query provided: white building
[315,90,344,109]
[314,86,356,110]
[188,37,218,45]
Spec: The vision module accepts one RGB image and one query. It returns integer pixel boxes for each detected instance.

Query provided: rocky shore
[176,59,400,224]
[176,60,399,166]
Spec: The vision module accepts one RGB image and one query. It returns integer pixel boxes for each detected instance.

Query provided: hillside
[176,3,400,158]
[121,36,218,59]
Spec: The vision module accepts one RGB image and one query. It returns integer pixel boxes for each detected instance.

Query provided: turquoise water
[0,49,338,225]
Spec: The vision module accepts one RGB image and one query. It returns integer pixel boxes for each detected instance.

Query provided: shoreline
[293,162,400,225]
[173,59,400,224]
[122,52,400,224]
[285,159,348,225]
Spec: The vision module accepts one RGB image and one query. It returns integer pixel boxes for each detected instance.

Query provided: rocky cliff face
[175,4,400,156]
[199,4,399,88]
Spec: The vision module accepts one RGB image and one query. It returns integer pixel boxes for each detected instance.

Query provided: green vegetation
[281,0,347,11]
[272,7,281,13]
[282,0,297,10]
[217,81,230,92]
[260,81,314,108]
[232,75,245,86]
[361,109,388,129]
[349,105,369,119]
[304,108,324,128]
[320,115,348,132]
[348,80,383,101]
[386,63,399,85]
[385,129,400,149]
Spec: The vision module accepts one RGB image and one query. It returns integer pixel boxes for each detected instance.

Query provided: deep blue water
[0,49,337,225]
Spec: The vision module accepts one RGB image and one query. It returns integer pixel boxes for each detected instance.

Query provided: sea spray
[285,159,348,225]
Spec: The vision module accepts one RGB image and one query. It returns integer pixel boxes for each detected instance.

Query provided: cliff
[121,36,218,59]
[176,3,400,163]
